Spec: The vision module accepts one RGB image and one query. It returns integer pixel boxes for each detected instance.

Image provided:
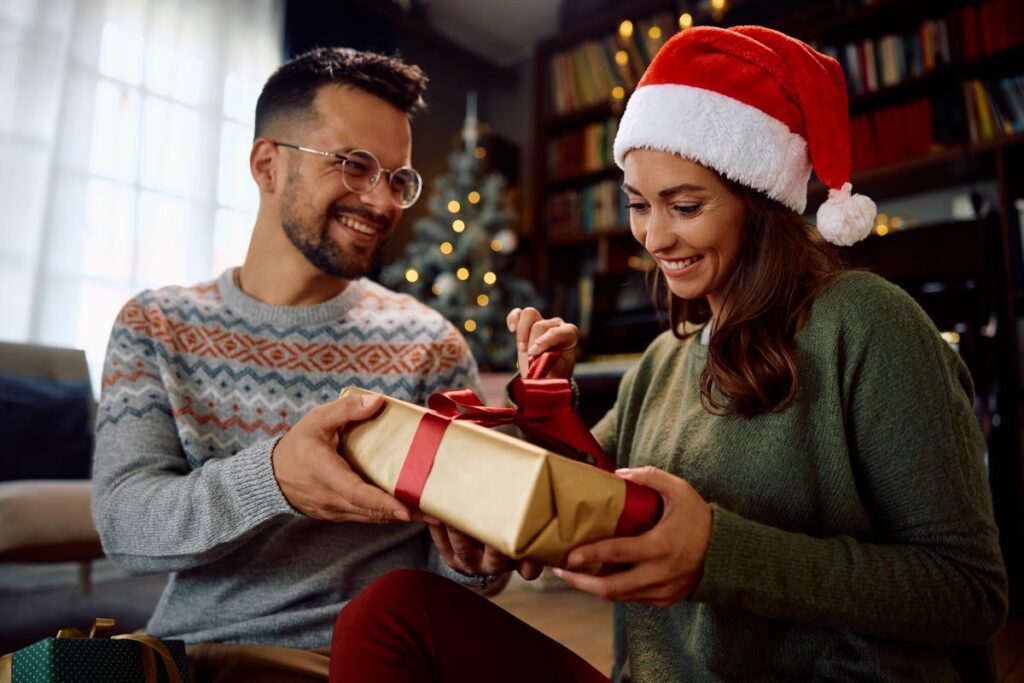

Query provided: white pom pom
[816,182,876,246]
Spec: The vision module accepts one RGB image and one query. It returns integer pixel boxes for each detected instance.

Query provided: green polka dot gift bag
[0,618,188,682]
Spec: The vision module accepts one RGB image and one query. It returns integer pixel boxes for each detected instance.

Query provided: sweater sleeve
[91,300,296,575]
[692,285,1008,645]
[591,364,640,470]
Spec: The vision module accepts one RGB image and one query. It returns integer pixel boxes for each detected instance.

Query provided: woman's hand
[427,519,543,581]
[554,466,713,607]
[506,307,579,379]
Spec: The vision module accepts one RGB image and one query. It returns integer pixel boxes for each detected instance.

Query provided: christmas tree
[382,93,538,371]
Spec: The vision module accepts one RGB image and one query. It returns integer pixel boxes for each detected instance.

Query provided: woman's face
[623,150,747,316]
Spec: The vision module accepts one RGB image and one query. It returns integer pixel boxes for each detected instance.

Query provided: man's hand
[272,393,413,524]
[428,521,543,581]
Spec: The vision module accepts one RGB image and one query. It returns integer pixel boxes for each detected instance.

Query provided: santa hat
[613,25,875,246]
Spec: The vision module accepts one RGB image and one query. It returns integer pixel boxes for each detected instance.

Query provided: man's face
[278,85,411,279]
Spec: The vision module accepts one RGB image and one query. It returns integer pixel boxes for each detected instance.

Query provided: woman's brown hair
[662,180,844,418]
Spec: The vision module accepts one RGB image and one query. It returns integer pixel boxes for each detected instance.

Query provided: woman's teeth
[662,255,703,271]
[338,215,376,236]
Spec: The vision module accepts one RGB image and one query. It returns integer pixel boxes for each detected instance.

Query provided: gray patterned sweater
[91,269,481,647]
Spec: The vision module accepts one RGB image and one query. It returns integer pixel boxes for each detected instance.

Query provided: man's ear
[251,138,279,194]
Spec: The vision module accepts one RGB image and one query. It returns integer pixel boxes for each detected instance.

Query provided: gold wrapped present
[339,383,660,566]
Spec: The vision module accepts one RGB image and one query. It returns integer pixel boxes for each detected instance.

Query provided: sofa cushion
[0,480,101,561]
[0,373,93,481]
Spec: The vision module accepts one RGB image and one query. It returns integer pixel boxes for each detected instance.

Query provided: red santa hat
[613,25,875,246]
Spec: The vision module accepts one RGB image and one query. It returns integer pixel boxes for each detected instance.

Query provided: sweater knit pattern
[92,269,479,648]
[593,271,1008,682]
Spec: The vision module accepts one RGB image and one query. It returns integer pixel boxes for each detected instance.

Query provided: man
[91,48,504,682]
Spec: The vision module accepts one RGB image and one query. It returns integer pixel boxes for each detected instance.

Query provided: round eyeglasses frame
[271,141,423,209]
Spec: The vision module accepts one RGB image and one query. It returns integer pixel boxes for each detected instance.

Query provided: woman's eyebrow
[621,182,707,197]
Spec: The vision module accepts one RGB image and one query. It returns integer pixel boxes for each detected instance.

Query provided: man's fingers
[447,527,484,569]
[325,460,411,522]
[480,544,512,575]
[309,393,385,432]
[517,560,544,581]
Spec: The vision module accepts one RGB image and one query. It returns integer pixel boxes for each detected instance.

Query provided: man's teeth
[338,215,376,236]
[662,255,702,271]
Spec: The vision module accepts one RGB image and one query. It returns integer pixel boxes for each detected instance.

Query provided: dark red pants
[330,569,611,683]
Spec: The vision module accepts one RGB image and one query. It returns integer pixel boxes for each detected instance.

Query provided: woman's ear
[250,138,278,194]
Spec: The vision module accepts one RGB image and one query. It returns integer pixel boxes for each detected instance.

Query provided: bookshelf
[528,0,1024,611]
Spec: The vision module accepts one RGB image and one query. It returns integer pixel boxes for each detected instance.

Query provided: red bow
[394,352,661,538]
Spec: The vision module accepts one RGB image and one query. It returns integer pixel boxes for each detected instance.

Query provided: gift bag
[1,618,188,683]
[340,354,661,566]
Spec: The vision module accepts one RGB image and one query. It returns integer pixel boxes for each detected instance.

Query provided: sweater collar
[217,268,366,325]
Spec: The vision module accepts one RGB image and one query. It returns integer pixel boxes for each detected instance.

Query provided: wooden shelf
[848,70,951,115]
[962,45,1024,80]
[546,166,620,192]
[808,144,995,205]
[545,102,619,136]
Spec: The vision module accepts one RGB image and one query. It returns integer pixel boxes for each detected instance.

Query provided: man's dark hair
[254,47,428,138]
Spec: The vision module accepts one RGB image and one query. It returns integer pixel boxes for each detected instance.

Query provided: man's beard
[280,178,387,279]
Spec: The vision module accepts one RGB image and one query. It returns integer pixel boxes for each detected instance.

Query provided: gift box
[1,619,188,683]
[339,366,661,566]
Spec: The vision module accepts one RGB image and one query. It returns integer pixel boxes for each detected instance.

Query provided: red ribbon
[393,352,662,537]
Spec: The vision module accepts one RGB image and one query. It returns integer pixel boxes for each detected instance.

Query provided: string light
[679,12,693,29]
[474,146,486,159]
[468,191,481,204]
[711,0,726,9]
[452,219,465,233]
[405,268,419,283]
[615,50,629,65]
[647,26,662,40]
[440,241,453,255]
[612,86,625,100]
[618,20,634,38]
[483,271,496,285]
[431,283,441,295]
[490,239,503,252]
[447,200,461,213]
[456,267,470,281]
[891,216,905,230]
[464,319,477,332]
[477,294,489,306]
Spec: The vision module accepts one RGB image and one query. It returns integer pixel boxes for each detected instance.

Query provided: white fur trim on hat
[613,84,812,213]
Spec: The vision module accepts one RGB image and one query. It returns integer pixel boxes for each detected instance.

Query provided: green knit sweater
[592,271,1008,682]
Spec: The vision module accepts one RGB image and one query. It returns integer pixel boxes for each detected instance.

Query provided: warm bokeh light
[615,50,629,65]
[679,12,694,29]
[431,283,441,295]
[490,239,503,252]
[476,294,489,306]
[440,241,453,255]
[456,267,470,281]
[483,271,496,285]
[474,146,486,159]
[611,86,625,100]
[405,268,419,283]
[464,319,477,332]
[467,191,481,204]
[648,26,662,40]
[447,200,461,213]
[619,20,634,38]
[452,219,466,233]
[711,0,726,9]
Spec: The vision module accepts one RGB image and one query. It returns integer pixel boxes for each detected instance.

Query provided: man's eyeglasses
[271,141,423,209]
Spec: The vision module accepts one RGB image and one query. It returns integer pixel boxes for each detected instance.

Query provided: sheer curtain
[0,0,282,388]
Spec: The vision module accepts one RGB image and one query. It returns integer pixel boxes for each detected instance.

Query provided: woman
[330,26,1008,682]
